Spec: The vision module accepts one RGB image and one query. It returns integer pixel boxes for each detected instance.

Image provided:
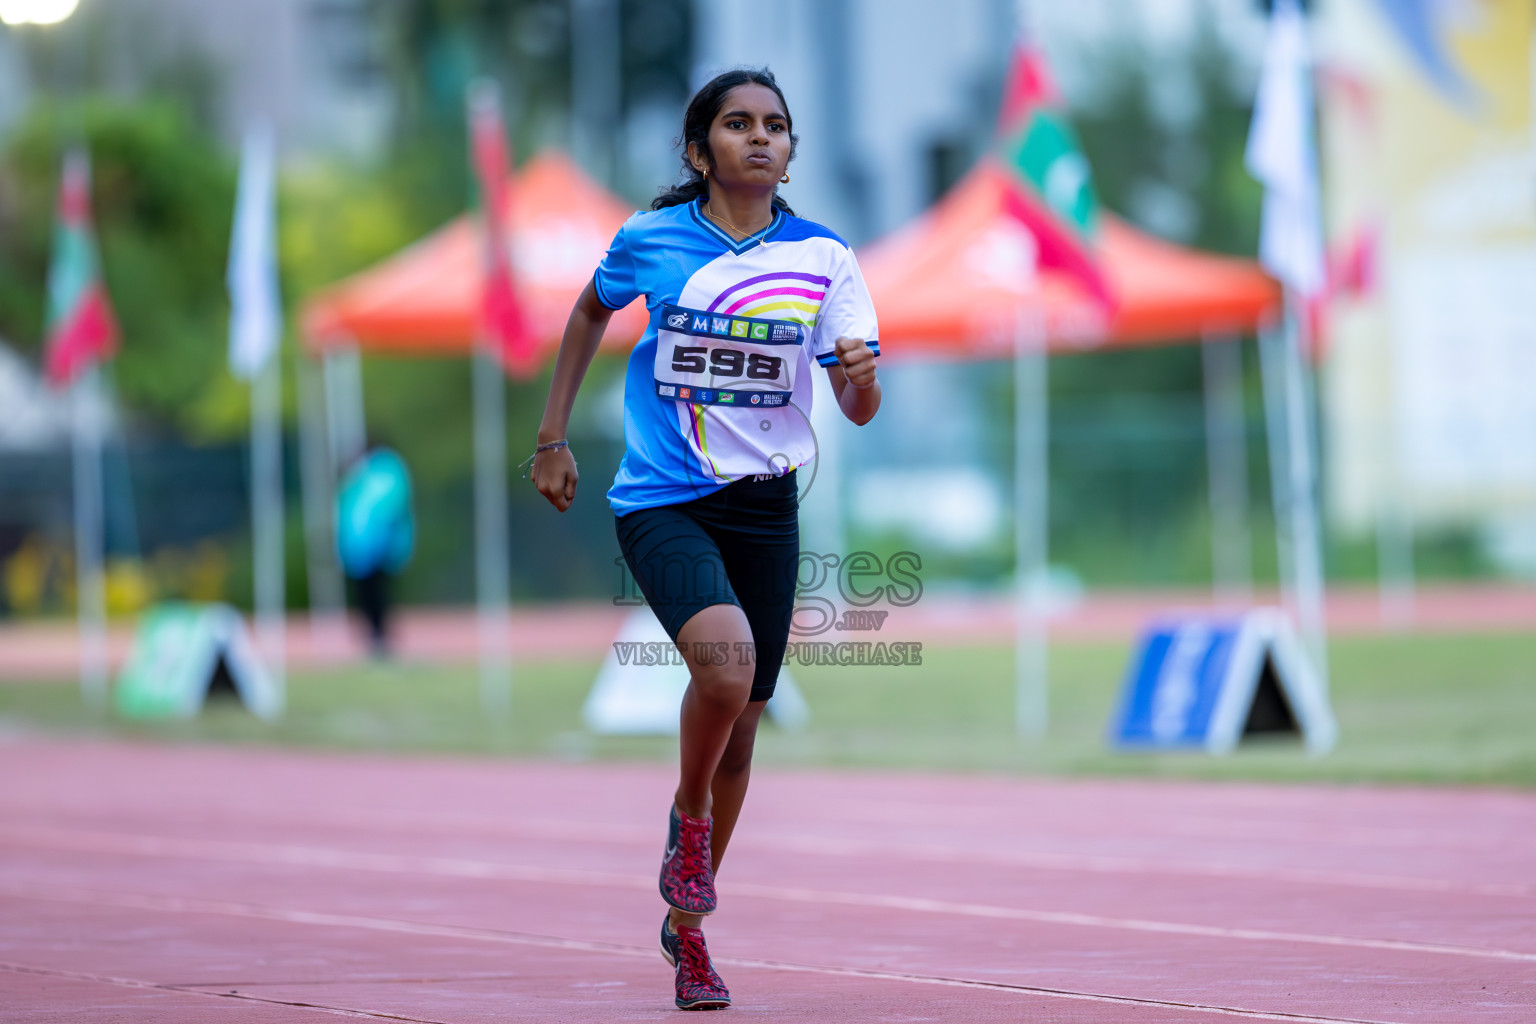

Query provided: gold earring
[780,172,790,184]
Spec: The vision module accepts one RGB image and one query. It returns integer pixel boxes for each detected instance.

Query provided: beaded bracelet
[518,439,569,479]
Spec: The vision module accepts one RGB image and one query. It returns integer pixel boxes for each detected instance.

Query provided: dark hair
[652,67,798,216]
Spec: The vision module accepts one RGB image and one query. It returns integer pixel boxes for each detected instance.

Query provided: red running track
[0,737,1532,1022]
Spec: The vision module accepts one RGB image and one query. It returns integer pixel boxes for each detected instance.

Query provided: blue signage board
[1114,620,1243,747]
[1110,610,1336,755]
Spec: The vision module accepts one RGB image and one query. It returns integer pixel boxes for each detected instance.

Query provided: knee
[689,656,754,708]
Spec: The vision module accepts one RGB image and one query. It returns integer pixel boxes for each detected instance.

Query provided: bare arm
[532,280,615,512]
[826,336,881,426]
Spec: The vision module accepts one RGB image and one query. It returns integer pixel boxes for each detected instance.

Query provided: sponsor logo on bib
[711,318,731,335]
[750,394,761,405]
[679,387,691,399]
[658,384,676,397]
[691,314,710,332]
[666,312,689,329]
[718,392,735,404]
[772,324,799,341]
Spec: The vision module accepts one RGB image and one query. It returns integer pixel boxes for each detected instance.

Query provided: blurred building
[694,0,1012,246]
[1318,0,1536,572]
[0,0,391,157]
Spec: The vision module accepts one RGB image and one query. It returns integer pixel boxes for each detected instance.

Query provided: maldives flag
[994,43,1115,310]
[467,82,536,377]
[44,147,119,387]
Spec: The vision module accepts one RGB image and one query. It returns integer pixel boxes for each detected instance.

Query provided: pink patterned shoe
[660,804,717,915]
[670,920,730,1010]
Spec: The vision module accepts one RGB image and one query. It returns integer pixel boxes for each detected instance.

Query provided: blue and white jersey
[594,197,880,516]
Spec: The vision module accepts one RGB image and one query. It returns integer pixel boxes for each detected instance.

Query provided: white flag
[1245,0,1325,298]
[227,125,281,378]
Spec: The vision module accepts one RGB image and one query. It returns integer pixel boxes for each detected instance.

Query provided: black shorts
[614,472,799,702]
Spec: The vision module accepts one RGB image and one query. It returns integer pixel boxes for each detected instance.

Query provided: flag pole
[251,343,286,692]
[71,364,108,712]
[1246,0,1329,687]
[1376,334,1415,628]
[1013,307,1048,737]
[1282,292,1329,692]
[228,124,286,695]
[473,340,512,721]
[468,79,513,722]
[47,145,118,712]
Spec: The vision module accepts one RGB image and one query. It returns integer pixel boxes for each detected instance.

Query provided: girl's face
[690,84,792,195]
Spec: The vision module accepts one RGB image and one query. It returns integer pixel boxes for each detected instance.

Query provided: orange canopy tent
[856,158,1280,727]
[301,150,647,358]
[857,159,1280,356]
[301,151,1278,364]
[295,149,649,668]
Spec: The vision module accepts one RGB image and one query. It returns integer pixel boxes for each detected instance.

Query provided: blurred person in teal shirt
[336,445,415,658]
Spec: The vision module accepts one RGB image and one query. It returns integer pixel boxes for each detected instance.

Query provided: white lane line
[7,807,1530,900]
[750,832,1536,900]
[301,809,1536,899]
[1,824,1532,964]
[0,885,1407,1024]
[723,880,1536,963]
[0,959,454,1023]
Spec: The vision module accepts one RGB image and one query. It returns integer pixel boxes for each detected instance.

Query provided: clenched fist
[835,336,877,389]
[532,444,578,512]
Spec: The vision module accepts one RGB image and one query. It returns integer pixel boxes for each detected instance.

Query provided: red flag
[1306,219,1379,361]
[994,44,1115,310]
[468,82,536,376]
[44,148,119,387]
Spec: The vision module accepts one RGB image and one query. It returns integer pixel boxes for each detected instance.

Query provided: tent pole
[473,342,512,720]
[298,354,346,645]
[71,364,108,712]
[251,345,286,692]
[1013,310,1048,738]
[1280,293,1330,692]
[1201,330,1253,604]
[323,346,366,468]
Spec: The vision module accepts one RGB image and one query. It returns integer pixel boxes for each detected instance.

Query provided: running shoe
[660,911,682,966]
[668,919,730,1011]
[660,804,717,915]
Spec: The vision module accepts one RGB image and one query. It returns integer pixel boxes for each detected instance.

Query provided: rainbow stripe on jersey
[593,197,880,514]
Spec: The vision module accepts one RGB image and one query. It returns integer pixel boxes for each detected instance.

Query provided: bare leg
[672,603,755,820]
[670,698,767,931]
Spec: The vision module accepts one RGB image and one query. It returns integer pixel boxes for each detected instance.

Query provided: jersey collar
[690,198,786,255]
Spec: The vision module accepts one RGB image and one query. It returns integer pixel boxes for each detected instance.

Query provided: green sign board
[115,603,283,719]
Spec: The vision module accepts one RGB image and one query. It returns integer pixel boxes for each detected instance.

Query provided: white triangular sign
[583,609,809,735]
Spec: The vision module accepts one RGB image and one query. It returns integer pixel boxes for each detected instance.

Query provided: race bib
[653,304,806,407]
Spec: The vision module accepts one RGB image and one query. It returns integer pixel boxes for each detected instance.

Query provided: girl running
[530,67,881,1011]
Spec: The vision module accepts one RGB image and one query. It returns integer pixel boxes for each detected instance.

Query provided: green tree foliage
[1030,15,1272,584]
[1069,14,1263,258]
[0,101,236,436]
[362,0,691,217]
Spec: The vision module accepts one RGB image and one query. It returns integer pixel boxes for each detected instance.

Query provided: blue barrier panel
[1110,610,1336,755]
